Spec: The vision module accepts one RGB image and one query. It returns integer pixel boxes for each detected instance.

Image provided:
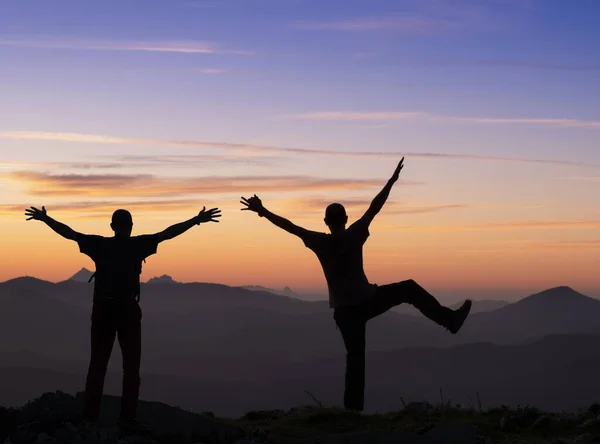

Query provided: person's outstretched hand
[240,195,264,214]
[197,207,222,223]
[25,206,48,221]
[389,157,404,183]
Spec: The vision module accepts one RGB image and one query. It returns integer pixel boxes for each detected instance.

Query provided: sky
[0,0,599,300]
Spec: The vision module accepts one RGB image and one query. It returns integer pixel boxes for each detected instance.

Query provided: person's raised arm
[240,195,309,238]
[156,206,221,243]
[360,158,404,226]
[25,206,79,241]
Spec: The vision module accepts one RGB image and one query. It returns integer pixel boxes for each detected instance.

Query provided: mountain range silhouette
[1,274,600,416]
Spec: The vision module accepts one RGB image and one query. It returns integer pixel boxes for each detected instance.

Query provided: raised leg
[365,280,470,333]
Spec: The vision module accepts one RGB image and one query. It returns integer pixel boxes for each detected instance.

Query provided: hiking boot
[446,300,472,334]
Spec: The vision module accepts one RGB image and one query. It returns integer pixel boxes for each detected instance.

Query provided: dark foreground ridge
[2,392,600,444]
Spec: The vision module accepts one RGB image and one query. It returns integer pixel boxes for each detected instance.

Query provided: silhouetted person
[240,158,471,412]
[24,205,221,427]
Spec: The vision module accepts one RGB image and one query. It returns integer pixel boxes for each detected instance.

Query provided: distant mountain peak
[533,286,582,298]
[147,275,179,284]
[68,268,94,283]
[511,285,593,309]
[283,286,296,296]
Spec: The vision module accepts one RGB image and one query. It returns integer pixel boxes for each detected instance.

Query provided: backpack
[88,258,146,302]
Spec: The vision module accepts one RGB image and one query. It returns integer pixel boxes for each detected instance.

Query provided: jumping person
[24,205,221,427]
[240,158,471,412]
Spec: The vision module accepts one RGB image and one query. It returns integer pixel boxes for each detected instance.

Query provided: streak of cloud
[294,111,600,128]
[398,220,600,231]
[457,238,600,253]
[292,0,535,34]
[0,161,130,170]
[196,68,228,74]
[286,199,544,219]
[0,199,220,217]
[290,198,468,215]
[1,130,597,169]
[439,59,600,72]
[561,176,600,183]
[5,171,401,198]
[0,154,280,172]
[292,17,461,33]
[0,198,469,221]
[184,0,224,8]
[0,38,254,55]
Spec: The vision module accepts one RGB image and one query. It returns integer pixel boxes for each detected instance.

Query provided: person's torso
[310,230,375,308]
[91,237,145,302]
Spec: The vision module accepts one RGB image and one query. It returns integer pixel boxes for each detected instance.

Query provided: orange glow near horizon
[2,199,599,299]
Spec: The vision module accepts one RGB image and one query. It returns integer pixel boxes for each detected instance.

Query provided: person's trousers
[333,279,454,411]
[83,300,142,422]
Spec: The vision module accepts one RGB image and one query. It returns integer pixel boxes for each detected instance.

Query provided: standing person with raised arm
[240,158,471,412]
[24,205,221,429]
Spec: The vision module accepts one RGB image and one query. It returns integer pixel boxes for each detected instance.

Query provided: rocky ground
[2,392,600,444]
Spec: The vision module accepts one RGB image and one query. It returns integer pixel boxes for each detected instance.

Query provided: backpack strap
[88,272,96,283]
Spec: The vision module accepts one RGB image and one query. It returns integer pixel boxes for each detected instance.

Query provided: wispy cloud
[0,199,215,217]
[389,204,468,214]
[113,154,278,167]
[288,199,544,218]
[6,171,397,198]
[1,130,598,169]
[364,124,390,129]
[399,220,600,232]
[295,111,426,121]
[0,38,254,55]
[292,0,534,34]
[0,131,281,157]
[561,176,600,183]
[380,58,600,72]
[0,155,283,172]
[196,68,228,74]
[553,239,600,247]
[184,0,224,8]
[291,198,468,216]
[439,59,600,72]
[292,17,461,33]
[0,161,131,170]
[458,238,600,253]
[294,111,600,129]
[0,131,141,145]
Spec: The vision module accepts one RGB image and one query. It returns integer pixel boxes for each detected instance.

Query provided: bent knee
[401,279,417,288]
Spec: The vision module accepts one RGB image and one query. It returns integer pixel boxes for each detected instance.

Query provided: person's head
[110,209,133,237]
[324,203,348,233]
